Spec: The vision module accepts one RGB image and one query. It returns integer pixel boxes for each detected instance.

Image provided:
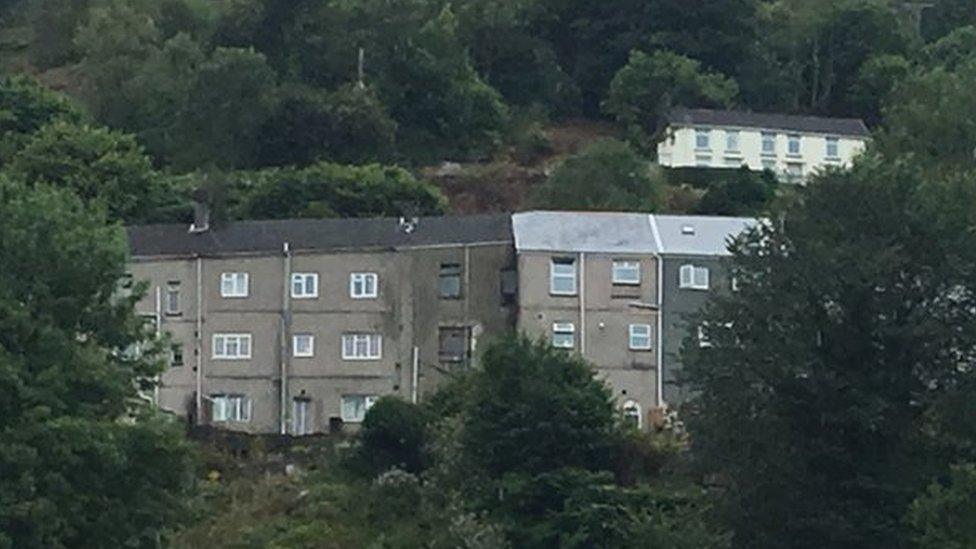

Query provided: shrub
[359,397,429,475]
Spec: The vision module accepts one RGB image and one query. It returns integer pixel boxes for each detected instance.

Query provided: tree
[8,122,171,223]
[684,161,976,547]
[0,177,195,548]
[909,463,976,549]
[0,75,84,164]
[532,139,665,212]
[233,162,447,220]
[846,54,912,127]
[924,25,976,71]
[358,396,429,475]
[693,168,777,216]
[604,49,738,150]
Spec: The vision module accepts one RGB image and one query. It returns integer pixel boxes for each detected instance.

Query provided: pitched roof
[650,215,758,256]
[667,107,870,137]
[127,214,512,258]
[513,211,659,254]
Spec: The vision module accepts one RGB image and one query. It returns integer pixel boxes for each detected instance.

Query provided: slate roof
[512,211,659,254]
[127,214,513,258]
[650,215,758,257]
[667,107,870,137]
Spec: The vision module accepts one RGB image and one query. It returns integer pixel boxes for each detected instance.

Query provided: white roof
[512,211,659,254]
[650,215,757,256]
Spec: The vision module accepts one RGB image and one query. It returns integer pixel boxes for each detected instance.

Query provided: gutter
[195,255,203,424]
[280,242,292,435]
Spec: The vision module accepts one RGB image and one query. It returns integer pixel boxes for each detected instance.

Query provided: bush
[359,397,429,475]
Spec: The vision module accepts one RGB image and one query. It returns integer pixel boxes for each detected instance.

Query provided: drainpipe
[153,285,162,405]
[579,252,586,357]
[280,242,292,435]
[411,346,419,404]
[656,256,665,408]
[195,255,203,424]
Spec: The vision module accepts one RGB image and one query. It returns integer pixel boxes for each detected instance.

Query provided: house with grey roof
[657,107,869,183]
[128,210,515,435]
[649,214,758,405]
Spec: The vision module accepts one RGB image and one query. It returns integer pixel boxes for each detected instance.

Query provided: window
[623,400,641,429]
[291,273,319,299]
[762,158,777,172]
[341,394,377,423]
[786,162,803,183]
[679,265,710,290]
[342,333,382,360]
[293,334,314,358]
[500,268,518,305]
[826,137,839,158]
[695,155,712,167]
[724,156,743,167]
[212,334,252,359]
[698,324,713,348]
[171,344,184,367]
[612,260,641,285]
[629,324,652,350]
[165,281,181,315]
[762,132,776,154]
[220,272,248,298]
[550,258,577,295]
[212,394,251,422]
[695,128,711,149]
[787,134,801,155]
[725,130,739,151]
[439,263,462,299]
[349,272,378,299]
[552,322,575,349]
[292,398,312,435]
[439,327,470,363]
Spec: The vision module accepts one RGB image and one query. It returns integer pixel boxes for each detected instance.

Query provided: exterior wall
[131,242,515,435]
[516,250,659,426]
[657,125,866,181]
[659,255,734,406]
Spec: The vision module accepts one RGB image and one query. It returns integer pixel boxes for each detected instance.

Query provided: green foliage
[27,0,92,68]
[847,54,912,126]
[923,25,976,70]
[684,160,976,547]
[233,162,447,220]
[8,121,171,223]
[693,168,777,216]
[533,139,665,212]
[358,397,429,475]
[604,49,738,150]
[0,75,84,163]
[909,463,976,549]
[0,177,196,548]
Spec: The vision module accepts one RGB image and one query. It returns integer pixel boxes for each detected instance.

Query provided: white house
[656,108,870,183]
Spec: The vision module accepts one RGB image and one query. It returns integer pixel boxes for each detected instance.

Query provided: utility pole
[900,1,934,38]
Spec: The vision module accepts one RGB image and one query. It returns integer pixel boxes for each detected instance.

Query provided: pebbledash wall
[129,211,755,434]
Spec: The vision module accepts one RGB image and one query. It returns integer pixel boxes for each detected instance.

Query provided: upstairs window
[725,130,739,152]
[439,327,470,363]
[293,334,315,358]
[212,394,251,422]
[171,344,184,367]
[439,263,462,299]
[695,129,711,149]
[629,324,652,350]
[679,265,710,290]
[220,272,248,298]
[500,268,518,305]
[826,137,839,158]
[341,394,378,423]
[762,132,776,154]
[213,334,252,359]
[552,322,575,349]
[291,273,319,299]
[612,260,641,285]
[787,134,801,155]
[342,333,382,360]
[350,272,378,299]
[550,258,577,295]
[165,281,181,315]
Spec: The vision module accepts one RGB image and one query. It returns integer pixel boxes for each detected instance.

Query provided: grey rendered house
[127,213,515,435]
[512,212,661,429]
[649,215,757,405]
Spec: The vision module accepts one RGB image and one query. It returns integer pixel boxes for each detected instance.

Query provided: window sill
[212,357,252,361]
[612,281,641,287]
[549,292,578,297]
[292,295,319,300]
[629,347,653,352]
[761,151,777,158]
[694,147,713,153]
[785,153,802,159]
[679,286,710,291]
[164,312,182,317]
[439,295,463,300]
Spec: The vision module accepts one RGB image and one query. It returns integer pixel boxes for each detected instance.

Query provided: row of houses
[128,209,755,434]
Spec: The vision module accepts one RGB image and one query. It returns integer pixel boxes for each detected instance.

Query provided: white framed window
[165,281,181,315]
[698,324,713,348]
[350,272,378,299]
[826,137,839,159]
[679,264,710,290]
[342,333,382,360]
[293,334,314,357]
[612,260,641,285]
[623,400,641,429]
[761,132,776,154]
[724,157,743,167]
[695,155,712,167]
[725,130,739,152]
[341,394,378,423]
[762,158,777,172]
[786,162,804,183]
[291,273,319,299]
[629,324,652,350]
[695,128,711,149]
[212,394,251,422]
[292,398,312,435]
[220,272,248,298]
[439,263,462,298]
[552,322,575,349]
[787,134,801,155]
[550,258,577,295]
[212,333,252,359]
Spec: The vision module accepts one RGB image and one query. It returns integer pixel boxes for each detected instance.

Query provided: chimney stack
[189,188,210,233]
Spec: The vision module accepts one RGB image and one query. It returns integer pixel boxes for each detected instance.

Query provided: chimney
[189,188,210,233]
